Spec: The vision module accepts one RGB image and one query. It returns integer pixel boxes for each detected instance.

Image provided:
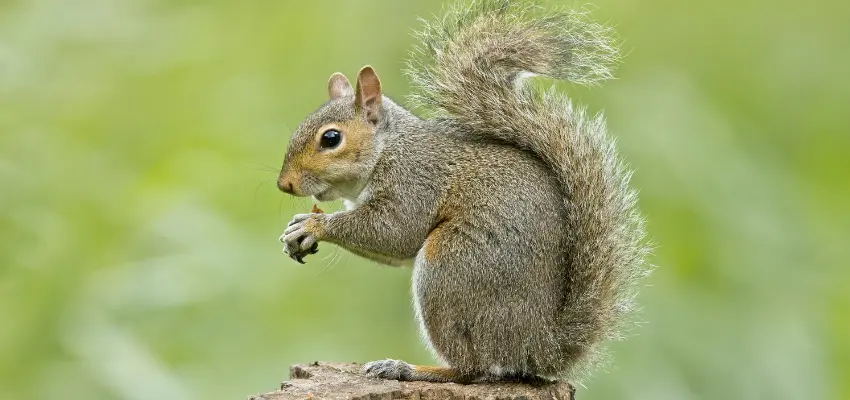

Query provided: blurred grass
[0,0,847,399]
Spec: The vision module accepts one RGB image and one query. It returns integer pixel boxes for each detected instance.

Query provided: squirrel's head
[278,66,387,201]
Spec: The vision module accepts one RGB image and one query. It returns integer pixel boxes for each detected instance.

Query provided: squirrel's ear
[355,65,382,124]
[327,72,353,99]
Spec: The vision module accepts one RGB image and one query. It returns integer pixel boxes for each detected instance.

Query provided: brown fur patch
[336,119,372,159]
[294,120,373,174]
[412,365,460,379]
[304,217,325,239]
[423,217,457,263]
[423,226,444,262]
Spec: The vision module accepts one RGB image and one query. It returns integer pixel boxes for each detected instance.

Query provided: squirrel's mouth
[312,189,337,202]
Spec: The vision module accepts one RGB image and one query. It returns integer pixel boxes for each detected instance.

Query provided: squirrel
[277,0,650,384]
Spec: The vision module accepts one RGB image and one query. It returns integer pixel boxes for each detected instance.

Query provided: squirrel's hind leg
[362,359,479,383]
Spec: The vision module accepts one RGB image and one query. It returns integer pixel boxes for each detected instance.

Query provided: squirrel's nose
[277,177,295,194]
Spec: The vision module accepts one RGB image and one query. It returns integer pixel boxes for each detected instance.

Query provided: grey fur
[280,0,650,383]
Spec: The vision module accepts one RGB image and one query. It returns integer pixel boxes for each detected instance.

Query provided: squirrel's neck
[379,98,424,140]
[345,99,424,205]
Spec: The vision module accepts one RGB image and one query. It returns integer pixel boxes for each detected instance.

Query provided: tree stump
[248,362,576,400]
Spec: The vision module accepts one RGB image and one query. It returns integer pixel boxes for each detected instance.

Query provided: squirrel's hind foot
[362,359,477,383]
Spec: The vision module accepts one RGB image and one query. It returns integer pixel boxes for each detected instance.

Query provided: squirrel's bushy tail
[408,0,651,378]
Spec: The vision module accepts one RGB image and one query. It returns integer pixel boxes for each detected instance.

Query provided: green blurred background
[1,0,847,399]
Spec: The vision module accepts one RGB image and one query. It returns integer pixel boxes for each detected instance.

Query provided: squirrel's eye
[320,129,342,149]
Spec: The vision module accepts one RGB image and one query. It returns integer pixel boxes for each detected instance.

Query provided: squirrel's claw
[282,214,322,264]
[283,245,309,264]
[293,236,318,263]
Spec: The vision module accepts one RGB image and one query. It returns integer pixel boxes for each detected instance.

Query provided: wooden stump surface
[248,362,576,400]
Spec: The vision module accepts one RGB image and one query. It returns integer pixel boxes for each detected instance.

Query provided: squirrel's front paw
[363,359,413,380]
[280,213,325,264]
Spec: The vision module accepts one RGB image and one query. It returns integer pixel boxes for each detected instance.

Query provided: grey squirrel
[277,0,650,384]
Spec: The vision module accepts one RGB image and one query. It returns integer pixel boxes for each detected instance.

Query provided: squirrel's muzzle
[278,180,294,194]
[277,172,300,195]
